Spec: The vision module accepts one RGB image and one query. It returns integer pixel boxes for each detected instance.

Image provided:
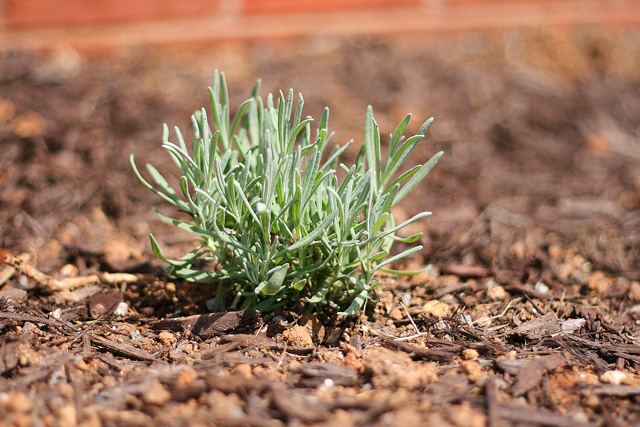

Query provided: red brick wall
[5,0,221,28]
[6,0,625,29]
[1,0,639,50]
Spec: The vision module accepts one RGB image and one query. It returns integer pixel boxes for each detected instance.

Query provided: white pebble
[113,302,128,317]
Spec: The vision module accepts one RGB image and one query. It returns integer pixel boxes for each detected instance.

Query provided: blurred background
[1,0,639,280]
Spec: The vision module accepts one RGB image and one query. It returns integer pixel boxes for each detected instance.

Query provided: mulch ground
[2,27,640,426]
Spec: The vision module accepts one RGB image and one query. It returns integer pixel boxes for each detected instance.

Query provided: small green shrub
[131,71,441,314]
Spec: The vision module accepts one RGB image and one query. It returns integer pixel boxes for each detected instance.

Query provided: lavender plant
[131,71,442,314]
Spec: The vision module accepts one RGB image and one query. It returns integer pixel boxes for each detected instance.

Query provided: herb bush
[131,71,442,314]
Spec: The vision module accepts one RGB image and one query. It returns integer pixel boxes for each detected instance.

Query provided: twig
[277,342,288,366]
[0,249,138,293]
[365,324,428,341]
[380,337,455,362]
[473,298,520,326]
[400,301,421,335]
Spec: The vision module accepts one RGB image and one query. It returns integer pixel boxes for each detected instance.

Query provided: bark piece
[380,337,456,362]
[88,333,160,363]
[511,353,566,397]
[88,291,124,318]
[152,311,263,339]
[270,383,328,422]
[498,404,582,427]
[590,385,640,396]
[509,314,561,340]
[294,362,359,387]
[0,339,21,374]
[485,376,501,427]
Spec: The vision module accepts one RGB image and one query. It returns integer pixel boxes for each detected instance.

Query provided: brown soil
[2,27,640,426]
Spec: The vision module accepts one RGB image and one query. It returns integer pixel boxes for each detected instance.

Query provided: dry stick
[473,298,521,326]
[367,324,428,341]
[0,249,138,292]
[400,301,421,335]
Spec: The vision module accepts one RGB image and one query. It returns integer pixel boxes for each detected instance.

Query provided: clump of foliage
[131,71,441,314]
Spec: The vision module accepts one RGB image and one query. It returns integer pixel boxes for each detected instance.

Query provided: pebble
[75,358,91,372]
[534,281,550,294]
[421,300,450,317]
[113,302,129,317]
[58,404,77,426]
[176,367,198,387]
[12,113,45,139]
[0,98,15,122]
[141,380,171,405]
[4,391,34,413]
[600,370,631,385]
[587,271,614,294]
[233,364,253,379]
[157,331,177,346]
[282,325,314,348]
[462,349,480,360]
[628,281,640,302]
[486,284,508,301]
[459,360,484,383]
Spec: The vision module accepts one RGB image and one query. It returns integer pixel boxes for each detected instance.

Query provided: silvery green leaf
[394,151,443,206]
[373,245,423,273]
[338,289,368,316]
[133,70,440,315]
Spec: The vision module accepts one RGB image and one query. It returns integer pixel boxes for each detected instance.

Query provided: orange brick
[6,0,221,28]
[244,0,421,15]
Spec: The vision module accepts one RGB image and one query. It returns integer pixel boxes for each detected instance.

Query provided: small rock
[16,342,41,366]
[5,391,34,413]
[181,343,195,354]
[421,300,450,317]
[157,331,177,346]
[175,367,198,388]
[509,240,528,260]
[462,349,479,360]
[342,352,364,373]
[446,400,487,427]
[12,113,45,139]
[59,264,78,278]
[75,358,90,372]
[57,382,75,399]
[534,281,550,294]
[233,364,253,379]
[141,380,171,406]
[584,131,610,154]
[282,325,314,348]
[113,302,128,317]
[587,270,614,294]
[486,284,508,301]
[583,392,600,409]
[49,308,63,320]
[0,98,15,122]
[600,370,631,385]
[363,348,432,390]
[459,360,483,383]
[389,307,404,321]
[628,281,640,302]
[58,404,77,427]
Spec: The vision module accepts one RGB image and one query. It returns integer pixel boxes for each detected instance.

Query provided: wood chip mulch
[2,28,640,426]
